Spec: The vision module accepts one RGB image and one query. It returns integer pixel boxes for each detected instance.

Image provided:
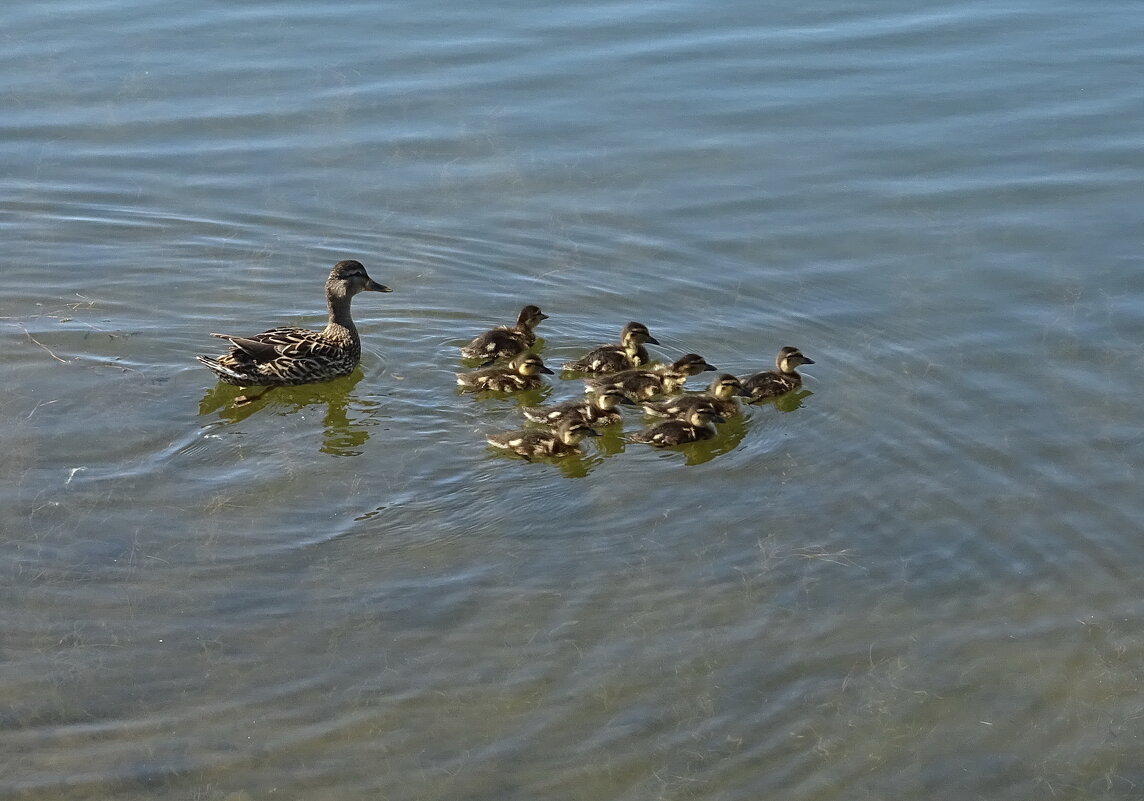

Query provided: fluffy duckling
[649,353,717,377]
[522,387,630,428]
[197,259,391,391]
[741,347,815,402]
[562,321,660,374]
[586,353,717,400]
[642,373,747,420]
[487,418,601,460]
[629,404,725,447]
[460,305,548,361]
[457,353,554,393]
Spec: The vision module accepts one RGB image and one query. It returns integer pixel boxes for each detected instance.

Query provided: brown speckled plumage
[197,260,390,387]
[741,347,814,402]
[563,321,660,374]
[629,403,724,447]
[642,373,746,419]
[585,353,716,400]
[487,419,600,460]
[460,305,548,361]
[522,387,629,427]
[457,353,554,393]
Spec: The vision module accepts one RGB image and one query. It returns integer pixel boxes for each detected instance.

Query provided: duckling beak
[711,414,726,424]
[538,311,550,320]
[365,279,392,292]
[645,335,661,345]
[801,357,815,365]
[539,365,555,375]
[703,363,717,372]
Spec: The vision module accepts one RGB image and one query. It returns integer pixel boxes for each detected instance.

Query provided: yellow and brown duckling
[562,321,660,374]
[629,403,725,447]
[460,304,548,361]
[457,353,554,393]
[197,259,391,392]
[522,387,630,428]
[586,353,717,400]
[642,373,747,420]
[487,418,601,460]
[741,346,815,402]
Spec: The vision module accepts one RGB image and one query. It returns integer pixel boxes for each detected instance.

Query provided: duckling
[629,404,725,447]
[460,304,548,361]
[487,418,601,460]
[586,353,717,400]
[197,259,391,394]
[741,347,815,402]
[457,353,554,393]
[649,353,717,378]
[642,373,747,420]
[522,387,630,428]
[562,321,660,374]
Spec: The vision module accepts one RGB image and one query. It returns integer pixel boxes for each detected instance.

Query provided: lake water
[3,0,1143,798]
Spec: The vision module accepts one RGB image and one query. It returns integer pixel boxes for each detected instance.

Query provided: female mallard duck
[487,418,601,460]
[522,387,630,427]
[197,259,391,390]
[642,373,747,420]
[460,304,548,361]
[562,321,660,374]
[741,347,815,402]
[629,403,725,447]
[585,353,717,400]
[457,353,554,393]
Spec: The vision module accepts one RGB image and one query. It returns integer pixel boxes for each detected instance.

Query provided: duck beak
[645,335,661,345]
[711,414,726,424]
[365,280,392,293]
[539,365,555,375]
[801,357,815,364]
[703,363,717,371]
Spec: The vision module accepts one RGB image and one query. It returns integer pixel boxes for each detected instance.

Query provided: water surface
[3,0,1144,799]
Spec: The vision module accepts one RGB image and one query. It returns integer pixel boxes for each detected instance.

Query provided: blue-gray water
[3,1,1143,798]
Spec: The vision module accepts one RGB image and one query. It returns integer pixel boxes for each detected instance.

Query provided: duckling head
[687,402,725,427]
[512,353,554,377]
[620,321,660,346]
[516,305,549,330]
[671,353,717,376]
[590,387,631,411]
[556,419,601,446]
[777,346,814,373]
[327,259,392,298]
[708,373,745,400]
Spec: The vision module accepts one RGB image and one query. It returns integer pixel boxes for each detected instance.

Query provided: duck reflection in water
[198,368,380,457]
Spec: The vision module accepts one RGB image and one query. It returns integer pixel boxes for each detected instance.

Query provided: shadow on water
[197,369,379,456]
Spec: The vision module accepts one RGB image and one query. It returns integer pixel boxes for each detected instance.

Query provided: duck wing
[211,327,339,362]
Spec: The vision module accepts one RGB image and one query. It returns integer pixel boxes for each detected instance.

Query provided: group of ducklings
[456,305,814,460]
[196,260,814,458]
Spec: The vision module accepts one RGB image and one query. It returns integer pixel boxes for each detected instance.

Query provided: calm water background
[3,0,1143,798]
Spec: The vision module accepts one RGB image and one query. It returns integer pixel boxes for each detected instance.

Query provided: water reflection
[484,444,601,478]
[197,370,379,456]
[762,388,814,413]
